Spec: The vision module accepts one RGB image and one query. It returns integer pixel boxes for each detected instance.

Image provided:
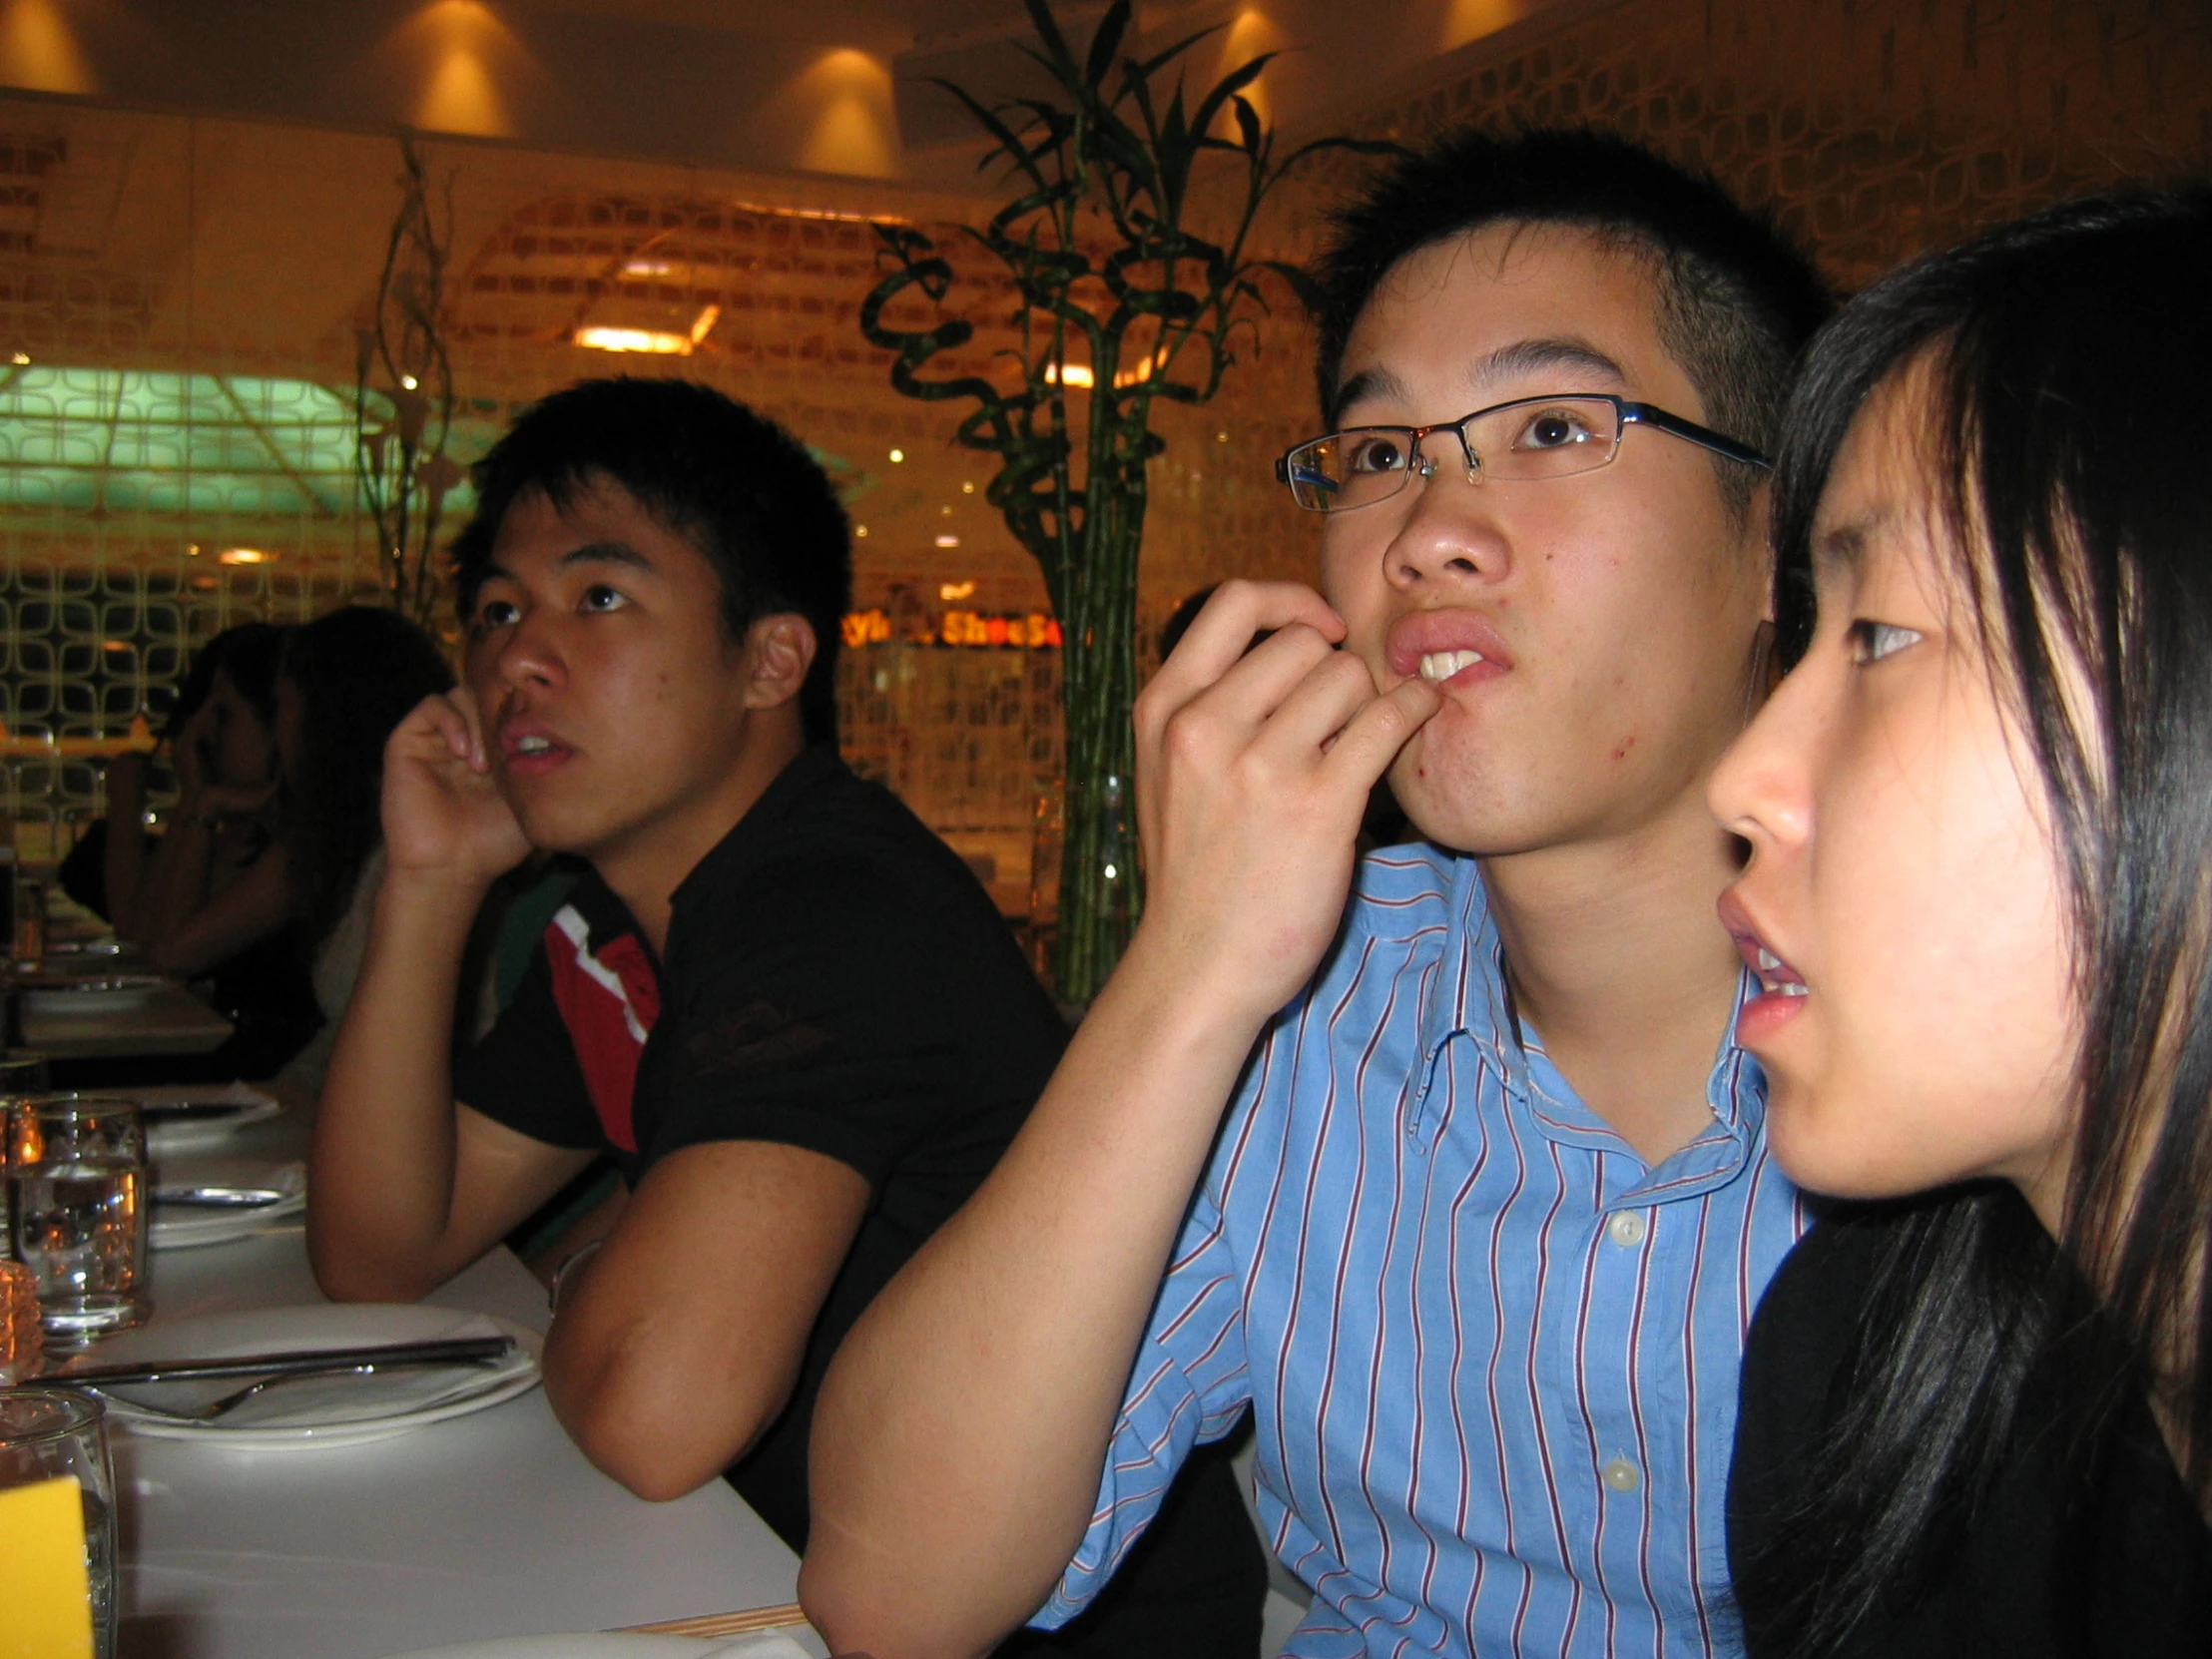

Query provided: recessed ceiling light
[217,547,270,565]
[573,325,692,354]
[934,535,959,548]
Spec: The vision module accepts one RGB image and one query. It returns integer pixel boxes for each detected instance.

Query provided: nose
[1374,430,1510,594]
[478,604,566,698]
[1709,654,1821,859]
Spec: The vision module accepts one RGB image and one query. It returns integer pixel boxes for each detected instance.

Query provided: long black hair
[1743,188,2212,1652]
[279,607,454,944]
[162,621,286,743]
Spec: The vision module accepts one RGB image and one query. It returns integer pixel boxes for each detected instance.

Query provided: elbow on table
[800,1551,1004,1659]
[556,1368,770,1504]
[305,1225,449,1307]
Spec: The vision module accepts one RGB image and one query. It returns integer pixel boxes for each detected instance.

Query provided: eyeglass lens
[1285,397,1624,511]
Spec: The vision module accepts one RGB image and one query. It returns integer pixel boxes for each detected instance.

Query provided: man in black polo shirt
[310,379,1073,1548]
[306,380,1265,1652]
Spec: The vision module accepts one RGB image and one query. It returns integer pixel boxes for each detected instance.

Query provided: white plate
[73,1304,542,1448]
[381,1637,812,1659]
[150,1158,306,1250]
[20,975,167,1014]
[142,1082,284,1153]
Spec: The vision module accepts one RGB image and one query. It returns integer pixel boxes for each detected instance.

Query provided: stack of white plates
[142,1082,285,1154]
[150,1159,307,1250]
[78,1304,542,1448]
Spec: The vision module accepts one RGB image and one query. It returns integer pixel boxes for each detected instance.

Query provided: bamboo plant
[354,137,463,629]
[861,0,1381,1003]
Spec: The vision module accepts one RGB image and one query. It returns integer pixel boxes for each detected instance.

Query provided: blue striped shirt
[1038,843,1806,1656]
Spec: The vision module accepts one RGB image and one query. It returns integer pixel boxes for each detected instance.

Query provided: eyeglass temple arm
[1620,402,1772,469]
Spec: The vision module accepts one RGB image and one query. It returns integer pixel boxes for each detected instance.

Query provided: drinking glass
[0,1385,119,1659]
[6,1093,149,1346]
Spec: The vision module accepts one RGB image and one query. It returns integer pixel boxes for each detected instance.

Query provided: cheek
[1780,724,2077,1195]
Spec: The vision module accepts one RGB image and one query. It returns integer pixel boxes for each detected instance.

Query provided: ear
[1741,476,1778,623]
[740,613,818,712]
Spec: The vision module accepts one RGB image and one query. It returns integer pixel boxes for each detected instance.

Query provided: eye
[471,598,519,637]
[1342,431,1412,475]
[580,584,629,614]
[1510,406,1599,451]
[1848,619,1923,664]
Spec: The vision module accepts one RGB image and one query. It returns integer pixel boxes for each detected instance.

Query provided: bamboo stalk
[617,1600,811,1638]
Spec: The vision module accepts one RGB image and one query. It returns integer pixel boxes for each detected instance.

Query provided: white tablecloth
[106,1107,806,1659]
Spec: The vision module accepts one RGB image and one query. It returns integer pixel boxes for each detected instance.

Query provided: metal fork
[91,1355,507,1422]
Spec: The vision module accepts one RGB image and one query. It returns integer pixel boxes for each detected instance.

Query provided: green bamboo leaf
[931,78,1049,189]
[1083,0,1131,90]
[1022,0,1077,75]
[1186,52,1271,149]
[1131,22,1224,79]
[1232,94,1263,156]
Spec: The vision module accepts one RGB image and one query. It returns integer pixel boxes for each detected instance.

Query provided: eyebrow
[1330,336,1629,426]
[1812,515,1877,580]
[1469,336,1629,394]
[479,540,657,589]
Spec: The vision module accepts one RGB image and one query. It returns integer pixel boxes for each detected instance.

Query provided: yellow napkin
[0,1474,93,1659]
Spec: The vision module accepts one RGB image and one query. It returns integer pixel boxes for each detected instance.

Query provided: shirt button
[1607,1210,1648,1247]
[1601,1457,1641,1494]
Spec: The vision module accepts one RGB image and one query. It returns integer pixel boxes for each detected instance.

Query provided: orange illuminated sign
[839,609,1061,649]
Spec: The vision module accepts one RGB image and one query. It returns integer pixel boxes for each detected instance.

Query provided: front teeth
[1754,946,1809,997]
[1418,650,1485,682]
[516,736,552,755]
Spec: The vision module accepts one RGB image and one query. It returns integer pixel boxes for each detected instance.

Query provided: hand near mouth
[1129,579,1442,1027]
[380,687,533,890]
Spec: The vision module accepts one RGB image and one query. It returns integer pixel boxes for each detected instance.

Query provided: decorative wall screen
[0,0,2202,897]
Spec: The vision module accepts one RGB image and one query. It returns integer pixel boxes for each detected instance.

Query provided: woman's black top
[1729,1210,2212,1658]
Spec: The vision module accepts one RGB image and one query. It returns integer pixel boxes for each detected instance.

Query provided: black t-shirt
[455,747,1067,1547]
[1729,1209,2212,1658]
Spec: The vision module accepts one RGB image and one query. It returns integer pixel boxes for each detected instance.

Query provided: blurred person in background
[268,605,459,1096]
[66,621,287,938]
[74,607,452,1088]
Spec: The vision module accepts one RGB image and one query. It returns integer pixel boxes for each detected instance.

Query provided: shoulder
[1345,840,1464,934]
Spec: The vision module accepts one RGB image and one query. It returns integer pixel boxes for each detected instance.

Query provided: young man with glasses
[804,130,1832,1656]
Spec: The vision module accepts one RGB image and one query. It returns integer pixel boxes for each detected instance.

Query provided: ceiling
[0,0,1582,190]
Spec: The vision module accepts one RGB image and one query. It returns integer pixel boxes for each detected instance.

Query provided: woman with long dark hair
[99,622,289,945]
[267,605,456,1093]
[1712,191,2212,1654]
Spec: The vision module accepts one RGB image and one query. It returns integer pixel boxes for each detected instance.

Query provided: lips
[497,715,575,779]
[1382,608,1514,688]
[1717,887,1808,1048]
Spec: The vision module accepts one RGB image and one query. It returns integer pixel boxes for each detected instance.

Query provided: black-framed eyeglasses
[1275,393,1771,513]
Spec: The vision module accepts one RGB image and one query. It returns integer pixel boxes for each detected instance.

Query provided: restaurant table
[19,982,234,1062]
[94,1105,815,1659]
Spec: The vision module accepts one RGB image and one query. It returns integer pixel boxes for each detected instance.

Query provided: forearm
[306,869,487,1301]
[134,810,219,957]
[803,933,1270,1659]
[103,794,149,937]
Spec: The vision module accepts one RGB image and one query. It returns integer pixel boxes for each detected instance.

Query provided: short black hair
[451,378,852,745]
[1312,127,1833,513]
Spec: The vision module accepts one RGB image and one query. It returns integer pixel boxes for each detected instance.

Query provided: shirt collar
[1417,852,1768,1202]
[664,744,844,924]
